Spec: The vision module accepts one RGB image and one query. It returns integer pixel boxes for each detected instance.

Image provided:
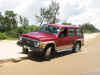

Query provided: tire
[22,47,28,54]
[44,46,54,59]
[72,42,81,53]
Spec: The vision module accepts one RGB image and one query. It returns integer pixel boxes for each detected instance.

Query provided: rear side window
[76,29,82,36]
[68,29,75,36]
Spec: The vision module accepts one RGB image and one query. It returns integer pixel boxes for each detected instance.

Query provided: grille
[22,37,37,47]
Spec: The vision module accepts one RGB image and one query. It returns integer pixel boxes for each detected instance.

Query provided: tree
[0,10,32,39]
[5,10,18,29]
[35,1,60,26]
[0,13,5,32]
[35,8,45,26]
[0,10,18,32]
[82,23,99,33]
[49,1,60,24]
[19,15,29,29]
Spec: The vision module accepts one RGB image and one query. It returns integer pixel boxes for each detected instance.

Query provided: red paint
[20,24,84,47]
[21,32,57,42]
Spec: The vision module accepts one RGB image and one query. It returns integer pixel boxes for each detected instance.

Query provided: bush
[82,23,99,33]
[0,25,40,40]
[16,27,25,34]
[0,32,7,40]
[7,29,18,38]
[16,25,40,34]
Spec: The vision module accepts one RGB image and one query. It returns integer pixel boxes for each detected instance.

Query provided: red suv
[17,24,84,59]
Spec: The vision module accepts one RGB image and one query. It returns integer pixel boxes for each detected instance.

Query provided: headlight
[34,41,46,48]
[19,37,22,41]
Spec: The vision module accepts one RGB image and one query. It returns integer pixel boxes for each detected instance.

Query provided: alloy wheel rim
[45,47,51,57]
[76,44,80,52]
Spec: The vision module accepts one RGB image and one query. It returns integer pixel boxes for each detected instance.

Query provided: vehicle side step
[56,48,72,53]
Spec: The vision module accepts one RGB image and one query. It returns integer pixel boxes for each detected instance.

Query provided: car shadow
[27,50,73,62]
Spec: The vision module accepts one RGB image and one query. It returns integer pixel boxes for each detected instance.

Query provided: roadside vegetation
[0,1,99,40]
[0,10,39,40]
[82,23,100,33]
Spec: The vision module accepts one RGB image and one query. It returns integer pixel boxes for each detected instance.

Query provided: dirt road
[0,34,100,75]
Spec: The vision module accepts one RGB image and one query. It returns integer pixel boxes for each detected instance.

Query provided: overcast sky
[0,0,100,29]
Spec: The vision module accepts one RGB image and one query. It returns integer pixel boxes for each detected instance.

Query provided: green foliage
[19,16,29,29]
[7,29,18,38]
[5,10,17,17]
[0,10,34,40]
[35,1,60,25]
[5,25,40,38]
[28,25,40,32]
[5,10,18,29]
[0,10,18,32]
[62,22,72,25]
[0,32,7,40]
[82,23,99,33]
[16,25,39,34]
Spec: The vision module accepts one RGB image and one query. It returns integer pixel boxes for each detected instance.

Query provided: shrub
[16,25,40,34]
[0,25,40,39]
[7,29,18,38]
[82,23,99,33]
[0,32,7,40]
[16,27,25,34]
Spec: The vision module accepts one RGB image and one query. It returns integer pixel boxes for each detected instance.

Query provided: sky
[0,0,100,29]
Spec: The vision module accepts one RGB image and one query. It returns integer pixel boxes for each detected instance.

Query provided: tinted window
[59,28,67,38]
[76,29,82,36]
[68,29,75,36]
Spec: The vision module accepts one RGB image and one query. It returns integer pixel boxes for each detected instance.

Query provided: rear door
[56,28,74,51]
[67,28,76,46]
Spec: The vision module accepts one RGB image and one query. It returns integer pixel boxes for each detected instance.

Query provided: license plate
[24,45,30,49]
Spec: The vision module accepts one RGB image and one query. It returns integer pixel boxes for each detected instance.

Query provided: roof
[45,24,80,29]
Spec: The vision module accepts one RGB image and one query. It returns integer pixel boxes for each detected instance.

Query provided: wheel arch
[74,39,81,46]
[43,42,56,58]
[46,43,56,51]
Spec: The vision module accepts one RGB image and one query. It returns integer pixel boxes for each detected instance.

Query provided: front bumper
[17,41,44,53]
[17,40,23,46]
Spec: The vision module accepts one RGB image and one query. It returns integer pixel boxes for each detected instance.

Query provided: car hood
[21,32,57,41]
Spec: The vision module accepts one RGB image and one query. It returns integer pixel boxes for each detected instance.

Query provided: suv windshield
[39,25,60,34]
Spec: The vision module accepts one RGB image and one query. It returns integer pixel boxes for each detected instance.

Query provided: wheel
[72,42,81,53]
[22,47,28,54]
[44,46,55,59]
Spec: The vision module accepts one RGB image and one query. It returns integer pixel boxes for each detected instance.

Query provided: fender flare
[74,39,83,46]
[42,41,56,49]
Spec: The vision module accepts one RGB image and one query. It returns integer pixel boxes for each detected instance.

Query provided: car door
[67,28,76,46]
[55,28,73,51]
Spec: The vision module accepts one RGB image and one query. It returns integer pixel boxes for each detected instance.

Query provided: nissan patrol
[17,24,84,59]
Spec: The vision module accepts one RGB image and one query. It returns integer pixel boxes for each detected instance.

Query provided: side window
[68,28,75,36]
[76,29,82,36]
[59,28,67,38]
